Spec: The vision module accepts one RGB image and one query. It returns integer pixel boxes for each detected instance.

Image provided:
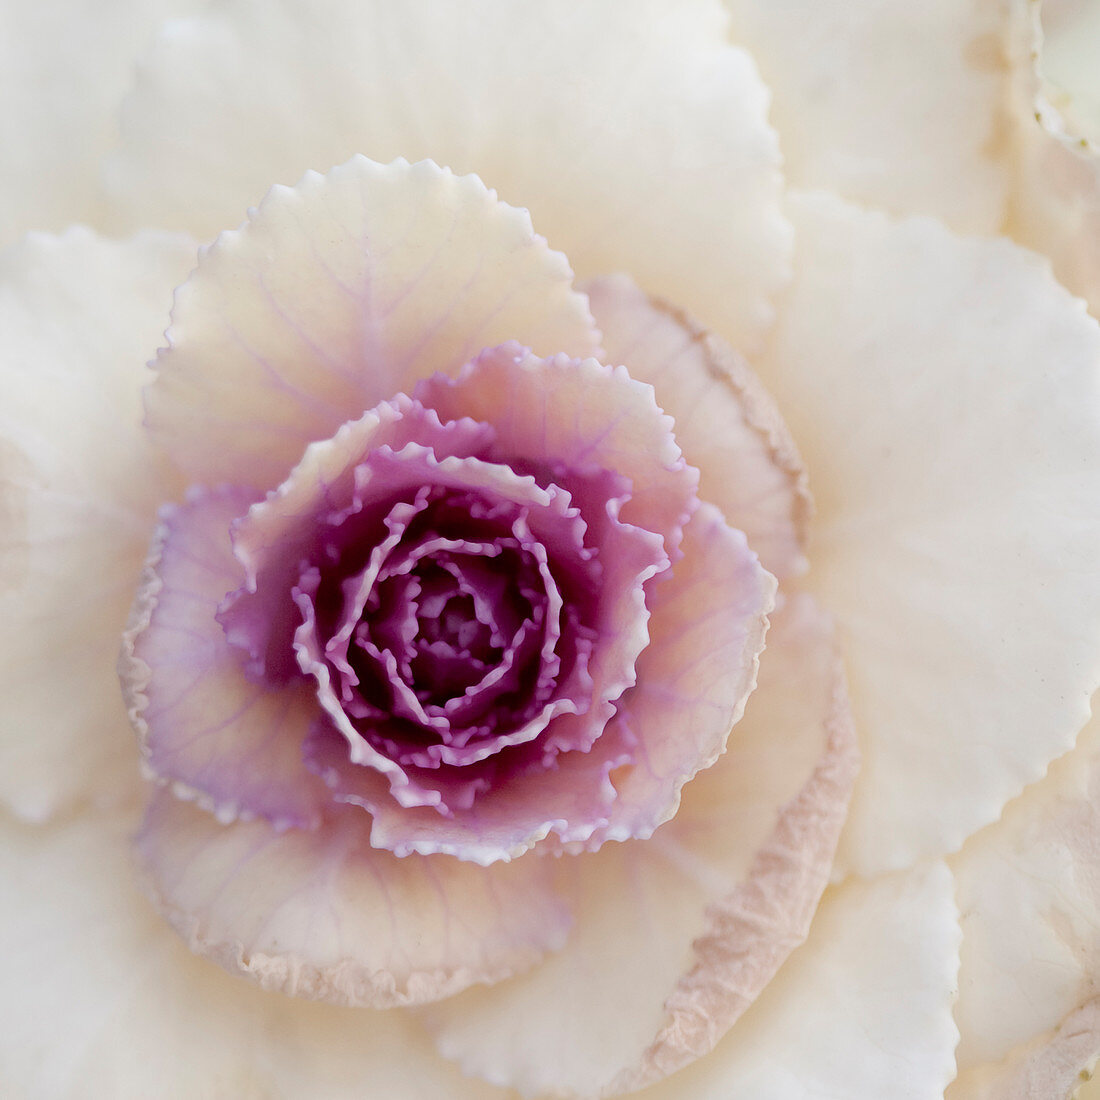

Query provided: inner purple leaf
[212,354,699,833]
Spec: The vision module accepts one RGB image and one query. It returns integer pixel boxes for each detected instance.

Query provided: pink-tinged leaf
[120,485,330,829]
[583,273,811,580]
[134,791,571,1007]
[592,502,777,848]
[415,344,700,558]
[146,157,600,489]
[0,804,514,1098]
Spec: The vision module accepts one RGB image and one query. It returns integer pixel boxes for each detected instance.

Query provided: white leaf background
[3,1,1100,1098]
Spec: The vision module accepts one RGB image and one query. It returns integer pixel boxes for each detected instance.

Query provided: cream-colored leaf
[105,0,790,352]
[634,862,960,1100]
[0,228,195,821]
[0,0,200,246]
[1004,0,1100,317]
[722,0,1013,233]
[1042,0,1100,143]
[948,1000,1100,1100]
[952,707,1100,1070]
[0,805,512,1099]
[759,191,1100,875]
